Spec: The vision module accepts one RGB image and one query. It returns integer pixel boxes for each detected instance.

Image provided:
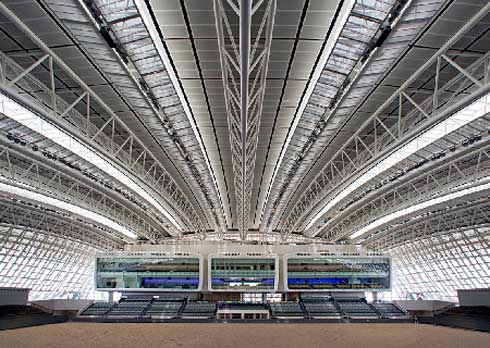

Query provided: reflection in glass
[210,258,276,291]
[96,257,200,290]
[287,258,390,290]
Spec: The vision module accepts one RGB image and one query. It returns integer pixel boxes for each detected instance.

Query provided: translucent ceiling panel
[0,227,99,300]
[390,228,490,302]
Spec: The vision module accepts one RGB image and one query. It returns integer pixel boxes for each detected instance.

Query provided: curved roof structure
[0,0,489,300]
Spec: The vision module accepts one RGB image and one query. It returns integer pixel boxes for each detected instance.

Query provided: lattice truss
[214,0,276,239]
[57,0,227,232]
[191,231,322,244]
[0,2,202,235]
[358,191,490,300]
[363,195,490,247]
[330,139,490,243]
[0,197,124,250]
[0,141,164,242]
[262,0,410,233]
[389,227,490,302]
[282,3,490,239]
[0,225,102,300]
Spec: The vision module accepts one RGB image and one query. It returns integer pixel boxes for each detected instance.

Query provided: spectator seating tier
[303,301,341,319]
[106,298,151,317]
[270,302,305,318]
[145,299,183,318]
[373,303,407,318]
[337,300,379,319]
[80,302,113,316]
[181,301,216,318]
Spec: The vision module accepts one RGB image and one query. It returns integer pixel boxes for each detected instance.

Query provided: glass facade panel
[96,257,200,291]
[0,227,97,300]
[287,257,391,291]
[390,229,490,302]
[210,258,276,291]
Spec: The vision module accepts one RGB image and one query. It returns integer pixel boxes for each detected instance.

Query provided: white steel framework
[58,0,227,233]
[0,225,101,300]
[0,141,166,241]
[0,2,200,235]
[363,199,490,251]
[261,0,408,233]
[329,130,490,242]
[214,0,276,239]
[391,227,490,302]
[0,199,124,250]
[285,2,490,238]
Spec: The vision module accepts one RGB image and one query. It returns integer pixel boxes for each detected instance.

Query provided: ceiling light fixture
[0,92,181,231]
[307,91,490,231]
[134,0,228,228]
[349,180,490,240]
[0,181,137,239]
[260,0,356,224]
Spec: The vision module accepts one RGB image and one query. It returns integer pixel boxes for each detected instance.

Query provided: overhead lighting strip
[261,0,356,226]
[302,2,490,233]
[349,180,490,240]
[77,0,223,232]
[262,0,409,231]
[0,93,181,231]
[0,181,137,239]
[307,91,490,231]
[133,0,228,230]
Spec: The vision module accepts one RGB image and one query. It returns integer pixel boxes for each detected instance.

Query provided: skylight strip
[306,91,490,231]
[0,93,181,231]
[134,0,229,229]
[349,180,490,240]
[0,181,137,239]
[260,0,356,225]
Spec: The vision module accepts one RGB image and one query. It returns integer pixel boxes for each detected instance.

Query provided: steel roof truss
[286,4,490,237]
[214,0,276,239]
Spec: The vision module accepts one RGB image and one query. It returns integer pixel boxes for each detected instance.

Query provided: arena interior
[0,0,490,347]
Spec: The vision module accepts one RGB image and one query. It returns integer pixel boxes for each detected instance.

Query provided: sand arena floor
[0,322,489,348]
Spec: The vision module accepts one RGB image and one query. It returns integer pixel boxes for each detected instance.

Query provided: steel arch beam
[285,3,490,238]
[0,199,124,250]
[0,2,201,235]
[71,0,226,233]
[363,199,490,250]
[214,0,276,239]
[0,141,167,241]
[325,140,490,242]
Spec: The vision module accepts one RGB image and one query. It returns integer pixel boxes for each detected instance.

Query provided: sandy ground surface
[0,323,489,348]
